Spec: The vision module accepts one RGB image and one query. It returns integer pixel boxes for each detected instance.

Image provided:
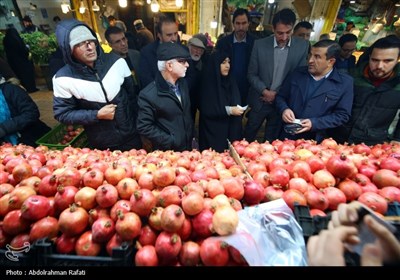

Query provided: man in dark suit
[216,8,256,106]
[244,8,309,142]
[138,14,179,88]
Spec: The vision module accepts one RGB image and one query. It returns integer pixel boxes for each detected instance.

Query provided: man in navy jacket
[275,40,353,142]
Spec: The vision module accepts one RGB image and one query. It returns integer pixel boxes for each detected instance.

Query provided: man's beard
[191,54,200,61]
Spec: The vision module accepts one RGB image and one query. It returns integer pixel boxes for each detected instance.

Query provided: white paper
[237,105,248,110]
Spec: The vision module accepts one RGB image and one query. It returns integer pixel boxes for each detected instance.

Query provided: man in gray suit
[244,8,309,142]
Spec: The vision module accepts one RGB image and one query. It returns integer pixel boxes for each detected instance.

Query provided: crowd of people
[1,8,400,156]
[0,8,400,267]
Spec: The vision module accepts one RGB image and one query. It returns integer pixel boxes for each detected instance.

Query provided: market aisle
[30,78,59,129]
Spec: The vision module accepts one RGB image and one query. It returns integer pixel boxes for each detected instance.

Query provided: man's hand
[329,201,400,265]
[363,215,400,264]
[295,118,312,134]
[97,104,117,120]
[230,106,245,116]
[307,226,359,266]
[282,109,295,123]
[260,89,276,103]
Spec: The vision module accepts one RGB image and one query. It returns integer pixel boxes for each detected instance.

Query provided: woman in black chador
[198,50,245,152]
[3,28,38,93]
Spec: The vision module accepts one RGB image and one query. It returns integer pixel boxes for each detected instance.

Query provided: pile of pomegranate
[58,125,84,145]
[0,138,399,266]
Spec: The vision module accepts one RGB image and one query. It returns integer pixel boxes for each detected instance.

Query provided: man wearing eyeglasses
[52,19,142,151]
[335,33,358,74]
[136,42,193,151]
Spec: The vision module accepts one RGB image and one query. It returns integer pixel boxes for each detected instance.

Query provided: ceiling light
[61,2,70,14]
[210,18,218,29]
[119,0,128,8]
[151,0,160,12]
[176,0,183,8]
[92,1,100,11]
[79,0,86,14]
[29,3,37,10]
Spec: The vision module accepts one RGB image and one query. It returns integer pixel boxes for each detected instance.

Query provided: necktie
[171,85,181,103]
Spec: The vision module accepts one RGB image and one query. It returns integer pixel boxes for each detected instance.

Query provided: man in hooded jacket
[52,19,141,151]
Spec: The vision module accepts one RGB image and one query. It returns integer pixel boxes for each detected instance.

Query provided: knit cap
[69,25,96,50]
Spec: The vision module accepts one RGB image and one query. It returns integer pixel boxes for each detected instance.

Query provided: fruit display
[0,138,399,266]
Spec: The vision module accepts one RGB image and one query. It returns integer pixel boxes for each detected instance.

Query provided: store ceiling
[16,0,65,9]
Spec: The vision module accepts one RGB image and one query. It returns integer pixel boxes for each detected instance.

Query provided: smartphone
[345,204,397,255]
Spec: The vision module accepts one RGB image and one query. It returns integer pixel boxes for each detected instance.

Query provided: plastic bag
[217,199,308,266]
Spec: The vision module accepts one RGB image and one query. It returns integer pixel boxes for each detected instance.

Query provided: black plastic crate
[386,202,400,217]
[34,239,135,267]
[293,204,330,239]
[0,243,37,266]
[293,204,314,238]
[386,202,400,242]
[313,214,330,234]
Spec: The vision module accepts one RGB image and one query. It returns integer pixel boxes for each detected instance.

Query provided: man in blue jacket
[275,40,353,142]
[52,19,141,151]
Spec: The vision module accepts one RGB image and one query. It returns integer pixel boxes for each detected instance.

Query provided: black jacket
[0,82,50,146]
[137,72,193,151]
[338,63,400,145]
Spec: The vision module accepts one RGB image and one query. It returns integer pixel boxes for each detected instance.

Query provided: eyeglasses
[76,40,97,50]
[342,48,356,53]
[175,58,188,65]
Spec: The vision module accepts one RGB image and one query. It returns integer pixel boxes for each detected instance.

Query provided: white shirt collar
[233,33,247,43]
[310,68,333,81]
[273,37,291,48]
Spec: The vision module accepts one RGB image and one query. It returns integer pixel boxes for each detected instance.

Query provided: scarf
[363,65,395,87]
[0,89,18,145]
